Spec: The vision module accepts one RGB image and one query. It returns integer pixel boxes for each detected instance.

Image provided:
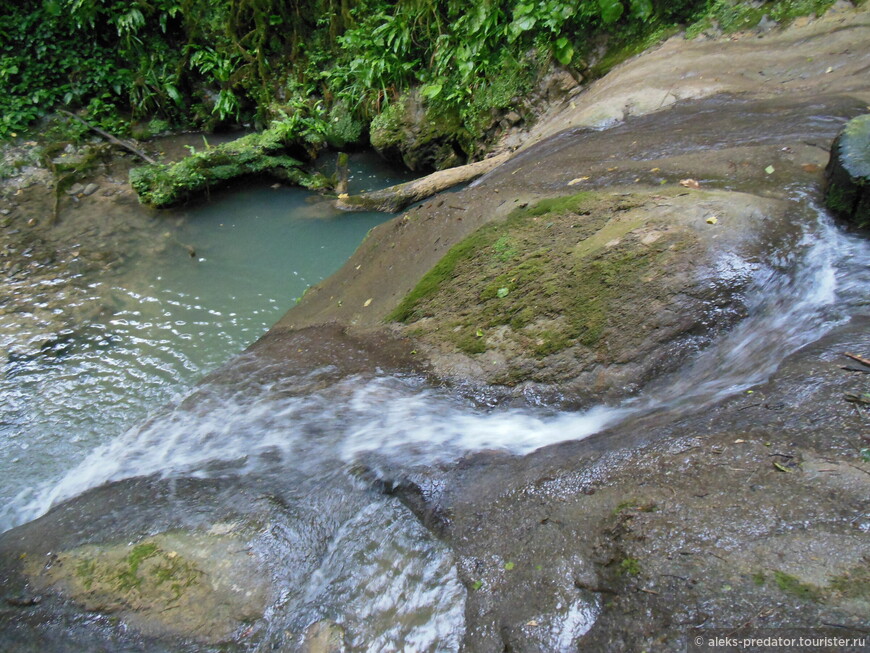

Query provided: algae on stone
[825,114,869,228]
[389,187,793,399]
[390,190,694,368]
[28,530,270,642]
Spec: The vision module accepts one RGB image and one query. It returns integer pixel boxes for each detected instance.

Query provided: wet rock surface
[384,318,869,651]
[826,113,870,228]
[388,188,802,405]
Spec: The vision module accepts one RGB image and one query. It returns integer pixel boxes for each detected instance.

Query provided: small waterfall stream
[2,188,866,649]
[2,91,869,649]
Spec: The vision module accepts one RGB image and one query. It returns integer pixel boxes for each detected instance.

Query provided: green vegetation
[70,539,203,600]
[129,123,330,207]
[1,0,845,202]
[115,541,160,590]
[685,0,836,37]
[772,570,822,601]
[619,557,642,576]
[829,564,870,601]
[5,0,819,145]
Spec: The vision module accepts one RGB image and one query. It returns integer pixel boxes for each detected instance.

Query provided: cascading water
[11,195,864,528]
[1,159,868,649]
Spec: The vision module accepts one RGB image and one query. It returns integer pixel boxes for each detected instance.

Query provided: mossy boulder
[825,114,870,229]
[23,529,270,642]
[130,126,330,208]
[390,187,800,403]
[370,89,465,172]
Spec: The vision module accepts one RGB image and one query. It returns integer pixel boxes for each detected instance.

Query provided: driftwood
[60,110,158,165]
[843,352,870,367]
[335,151,512,213]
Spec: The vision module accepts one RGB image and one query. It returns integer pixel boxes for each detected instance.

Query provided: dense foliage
[0,0,840,145]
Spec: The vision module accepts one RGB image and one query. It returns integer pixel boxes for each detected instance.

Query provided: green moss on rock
[773,570,822,601]
[29,530,270,642]
[390,190,696,370]
[370,91,464,171]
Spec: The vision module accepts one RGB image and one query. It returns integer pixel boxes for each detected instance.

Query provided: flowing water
[2,140,869,649]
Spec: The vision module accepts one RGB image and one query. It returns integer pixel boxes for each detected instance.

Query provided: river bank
[1,5,869,652]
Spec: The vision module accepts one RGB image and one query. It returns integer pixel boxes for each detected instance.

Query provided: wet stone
[825,113,870,229]
[301,620,346,653]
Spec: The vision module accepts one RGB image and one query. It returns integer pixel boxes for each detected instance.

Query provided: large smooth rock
[386,187,802,405]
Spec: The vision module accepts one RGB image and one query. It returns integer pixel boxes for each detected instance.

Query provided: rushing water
[2,152,869,649]
[10,195,867,519]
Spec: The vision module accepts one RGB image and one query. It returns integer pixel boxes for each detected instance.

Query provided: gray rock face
[825,114,870,229]
[369,89,465,172]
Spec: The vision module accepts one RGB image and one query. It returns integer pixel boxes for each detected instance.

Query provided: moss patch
[67,538,202,602]
[619,557,642,577]
[772,570,822,601]
[825,115,870,228]
[828,563,870,601]
[32,530,269,641]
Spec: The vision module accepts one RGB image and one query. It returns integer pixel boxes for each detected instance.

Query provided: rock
[386,188,799,404]
[301,620,346,653]
[369,89,465,172]
[503,111,522,126]
[825,114,869,228]
[66,183,85,195]
[81,183,99,196]
[25,531,270,642]
[0,476,284,648]
[543,68,580,102]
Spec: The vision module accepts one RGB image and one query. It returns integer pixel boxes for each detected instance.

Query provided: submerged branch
[59,110,157,165]
[335,151,512,213]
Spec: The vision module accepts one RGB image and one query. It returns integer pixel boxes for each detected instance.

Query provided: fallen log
[335,151,512,213]
[129,127,330,208]
[59,110,157,165]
